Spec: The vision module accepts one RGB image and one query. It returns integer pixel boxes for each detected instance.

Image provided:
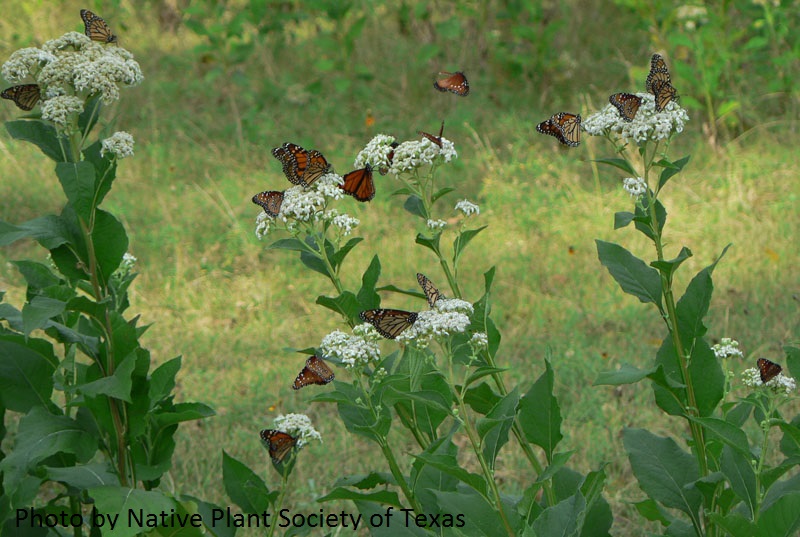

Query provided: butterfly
[252,190,284,217]
[292,356,335,390]
[609,92,643,122]
[416,272,444,308]
[359,309,418,339]
[418,120,445,147]
[340,164,375,202]
[80,9,118,43]
[536,112,581,147]
[260,429,298,463]
[433,71,469,96]
[1,84,41,111]
[646,54,678,112]
[757,358,782,383]
[272,142,331,187]
[379,141,400,176]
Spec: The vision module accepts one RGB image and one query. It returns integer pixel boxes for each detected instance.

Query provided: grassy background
[1,1,798,535]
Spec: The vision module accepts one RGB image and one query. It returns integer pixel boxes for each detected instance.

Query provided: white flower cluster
[40,96,84,134]
[330,212,360,235]
[278,174,342,224]
[470,332,489,351]
[582,93,689,144]
[396,298,472,347]
[623,177,647,198]
[101,131,135,159]
[426,219,446,231]
[455,199,480,216]
[392,138,457,173]
[272,413,322,448]
[741,368,796,395]
[255,211,272,240]
[712,338,744,360]
[353,134,397,171]
[320,324,382,369]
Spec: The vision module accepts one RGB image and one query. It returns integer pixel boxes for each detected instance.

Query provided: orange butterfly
[1,84,41,111]
[292,356,335,390]
[646,54,678,112]
[609,93,642,122]
[272,142,331,187]
[418,120,445,147]
[536,112,581,147]
[416,273,444,308]
[260,429,297,463]
[252,190,284,217]
[80,9,118,43]
[360,309,418,339]
[340,164,375,202]
[434,71,469,96]
[757,358,782,383]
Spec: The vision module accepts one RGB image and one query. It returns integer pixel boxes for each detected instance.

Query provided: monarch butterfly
[80,9,118,43]
[252,190,284,217]
[609,92,642,122]
[418,120,446,147]
[272,142,331,187]
[536,112,581,147]
[1,84,41,111]
[434,71,469,96]
[646,54,678,112]
[379,141,400,176]
[359,309,418,339]
[416,273,444,308]
[260,429,298,463]
[292,356,335,390]
[757,358,782,383]
[340,164,375,202]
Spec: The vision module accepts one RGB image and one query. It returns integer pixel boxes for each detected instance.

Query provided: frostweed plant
[272,413,322,448]
[319,325,382,369]
[100,130,135,159]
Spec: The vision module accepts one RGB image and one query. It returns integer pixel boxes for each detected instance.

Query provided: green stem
[268,468,292,537]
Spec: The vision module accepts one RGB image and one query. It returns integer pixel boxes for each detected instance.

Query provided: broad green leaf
[464,366,507,388]
[596,240,663,309]
[5,119,66,162]
[149,356,182,406]
[88,486,175,537]
[78,94,103,135]
[675,246,731,344]
[415,232,441,255]
[74,352,136,402]
[44,463,120,489]
[657,155,690,191]
[403,195,427,219]
[632,197,667,241]
[267,237,306,252]
[92,210,128,286]
[531,493,585,537]
[705,513,756,537]
[11,261,61,289]
[177,495,237,537]
[316,291,361,321]
[432,186,454,203]
[82,139,116,207]
[614,211,635,230]
[413,452,487,496]
[453,225,487,265]
[331,237,363,270]
[464,381,501,415]
[21,296,65,336]
[536,451,574,483]
[650,246,692,281]
[593,157,636,175]
[720,445,756,517]
[409,436,460,509]
[0,215,72,249]
[357,255,381,310]
[433,489,508,536]
[757,493,800,537]
[519,360,563,461]
[0,340,55,412]
[689,417,751,459]
[317,487,401,505]
[476,388,519,469]
[594,363,656,385]
[56,161,96,220]
[222,451,275,513]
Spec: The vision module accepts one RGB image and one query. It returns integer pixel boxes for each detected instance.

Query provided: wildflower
[272,413,322,448]
[470,332,489,351]
[623,177,647,198]
[1,47,56,82]
[396,300,472,348]
[313,173,345,200]
[741,368,796,395]
[255,212,272,239]
[354,134,397,171]
[582,93,689,144]
[330,213,360,235]
[712,338,744,360]
[390,137,457,174]
[320,325,382,369]
[455,199,480,216]
[101,131,135,159]
[40,95,84,135]
[427,219,446,231]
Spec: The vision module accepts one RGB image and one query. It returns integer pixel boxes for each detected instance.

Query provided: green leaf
[464,366,506,388]
[720,445,757,518]
[78,94,103,134]
[596,240,663,309]
[657,155,691,192]
[266,237,306,252]
[536,451,574,483]
[5,119,66,162]
[594,363,656,386]
[44,463,120,489]
[222,451,275,513]
[650,246,692,281]
[757,493,800,537]
[464,381,501,415]
[92,210,128,286]
[614,211,635,230]
[331,237,363,271]
[690,417,751,459]
[433,489,507,536]
[531,493,585,537]
[403,195,427,219]
[519,360,563,461]
[82,140,117,207]
[0,215,72,249]
[21,296,65,335]
[415,232,441,255]
[74,352,136,402]
[149,356,182,406]
[0,339,56,412]
[476,388,519,469]
[88,486,176,537]
[11,260,61,289]
[593,157,636,175]
[56,161,96,220]
[317,487,401,505]
[453,225,487,265]
[632,196,667,241]
[705,513,756,537]
[675,247,730,344]
[432,187,454,203]
[316,291,361,321]
[357,255,381,310]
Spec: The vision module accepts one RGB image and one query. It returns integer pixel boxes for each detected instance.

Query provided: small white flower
[1,47,56,82]
[321,326,382,369]
[279,186,326,223]
[255,211,272,239]
[101,131,135,159]
[331,213,360,235]
[354,134,397,170]
[40,95,84,134]
[313,172,345,200]
[623,177,647,198]
[427,219,446,231]
[470,332,489,350]
[455,199,480,216]
[712,338,744,360]
[582,93,689,144]
[396,308,471,348]
[741,368,796,395]
[273,413,322,448]
[434,298,473,315]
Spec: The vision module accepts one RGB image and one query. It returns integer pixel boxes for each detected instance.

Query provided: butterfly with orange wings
[1,84,40,111]
[646,54,678,112]
[418,121,445,147]
[416,273,444,308]
[434,71,469,96]
[81,9,118,43]
[609,92,643,122]
[378,141,400,176]
[340,164,375,202]
[536,112,581,147]
[360,309,418,339]
[272,142,331,187]
[252,190,284,218]
[260,429,298,463]
[757,358,782,383]
[292,356,335,390]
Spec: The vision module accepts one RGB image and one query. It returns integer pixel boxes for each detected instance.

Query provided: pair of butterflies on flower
[536,53,679,148]
[1,10,116,111]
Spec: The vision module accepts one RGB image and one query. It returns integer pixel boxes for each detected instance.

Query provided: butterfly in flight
[536,112,581,147]
[609,92,643,122]
[81,9,118,43]
[252,190,284,218]
[646,54,678,112]
[757,358,782,383]
[272,142,331,187]
[418,120,446,147]
[340,164,375,202]
[260,429,298,463]
[434,71,469,96]
[292,356,335,390]
[360,309,418,339]
[1,84,41,111]
[416,273,444,308]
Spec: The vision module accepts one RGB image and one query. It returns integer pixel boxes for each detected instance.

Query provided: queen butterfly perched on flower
[292,356,335,390]
[536,112,581,147]
[252,190,284,217]
[417,273,444,308]
[379,141,400,176]
[260,429,298,463]
[757,358,782,383]
[81,9,118,43]
[646,54,678,112]
[433,71,469,96]
[609,93,643,122]
[340,164,375,202]
[1,84,41,111]
[272,142,331,187]
[418,121,446,147]
[360,309,418,339]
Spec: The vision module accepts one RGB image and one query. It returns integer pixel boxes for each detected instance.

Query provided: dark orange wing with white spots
[252,190,284,217]
[292,356,335,390]
[260,429,298,463]
[434,72,469,96]
[757,358,782,383]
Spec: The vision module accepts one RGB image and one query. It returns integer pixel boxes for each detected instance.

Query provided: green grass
[1,2,799,535]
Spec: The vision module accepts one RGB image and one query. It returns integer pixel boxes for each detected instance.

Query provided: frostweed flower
[427,219,446,231]
[434,298,474,315]
[40,95,84,135]
[390,137,457,174]
[396,300,472,348]
[272,413,322,448]
[455,199,480,216]
[320,325,382,369]
[330,213,360,235]
[354,134,397,171]
[279,186,326,223]
[712,338,744,360]
[470,332,489,351]
[101,131,135,159]
[255,212,272,239]
[623,177,647,198]
[1,47,56,82]
[582,93,689,144]
[313,172,345,200]
[741,368,796,395]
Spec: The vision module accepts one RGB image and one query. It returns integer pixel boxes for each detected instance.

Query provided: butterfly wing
[80,9,118,43]
[292,356,335,390]
[260,429,298,463]
[416,272,444,308]
[252,190,284,217]
[340,164,375,202]
[433,71,469,96]
[359,309,418,339]
[646,54,678,111]
[652,82,677,112]
[379,141,400,176]
[419,120,446,147]
[609,93,642,122]
[301,149,332,186]
[537,112,581,147]
[757,358,782,383]
[1,84,41,111]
